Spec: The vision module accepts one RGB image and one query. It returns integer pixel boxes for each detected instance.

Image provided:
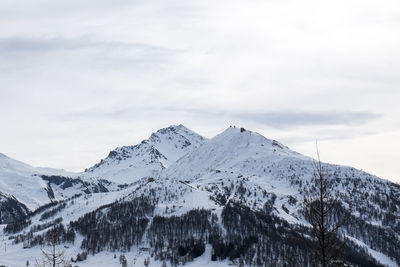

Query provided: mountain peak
[164,125,304,182]
[219,125,252,136]
[84,124,206,184]
[215,126,273,148]
[152,124,199,137]
[218,126,290,151]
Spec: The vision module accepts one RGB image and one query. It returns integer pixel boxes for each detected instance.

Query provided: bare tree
[35,224,70,267]
[304,147,345,267]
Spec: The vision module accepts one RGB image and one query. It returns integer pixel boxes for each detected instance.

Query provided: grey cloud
[0,36,177,54]
[281,128,382,145]
[154,107,381,129]
[238,111,381,129]
[61,108,135,119]
[56,106,163,121]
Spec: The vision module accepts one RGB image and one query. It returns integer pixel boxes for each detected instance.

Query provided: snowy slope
[0,153,75,210]
[161,126,400,266]
[163,126,387,210]
[0,153,117,215]
[0,124,205,220]
[162,126,314,218]
[164,126,307,181]
[84,124,206,184]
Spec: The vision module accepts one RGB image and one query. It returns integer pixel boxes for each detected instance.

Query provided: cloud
[0,35,177,54]
[237,111,382,129]
[146,107,381,129]
[61,105,381,130]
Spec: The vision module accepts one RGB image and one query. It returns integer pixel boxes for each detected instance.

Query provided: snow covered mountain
[0,124,205,223]
[1,126,399,267]
[164,126,306,181]
[0,153,115,223]
[84,124,206,184]
[162,127,400,265]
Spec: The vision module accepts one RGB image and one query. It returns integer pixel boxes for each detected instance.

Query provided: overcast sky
[0,0,399,183]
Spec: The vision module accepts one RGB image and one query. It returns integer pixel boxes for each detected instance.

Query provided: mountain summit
[85,124,206,184]
[164,126,305,182]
